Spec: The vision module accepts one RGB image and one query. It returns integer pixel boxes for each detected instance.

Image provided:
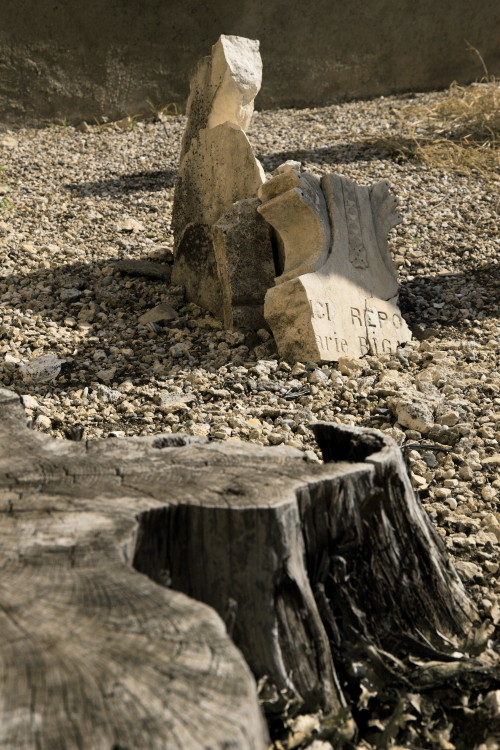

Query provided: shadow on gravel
[399,262,499,330]
[0,258,176,398]
[258,138,415,171]
[65,169,177,197]
[2,257,497,397]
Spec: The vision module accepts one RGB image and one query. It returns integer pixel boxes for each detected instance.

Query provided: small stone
[308,368,329,385]
[155,391,195,413]
[434,487,452,499]
[422,452,438,468]
[391,399,434,434]
[482,485,497,502]
[35,414,52,429]
[337,357,366,377]
[383,426,406,445]
[212,426,232,440]
[60,288,83,302]
[118,400,135,413]
[438,411,460,426]
[459,465,474,481]
[169,342,191,358]
[20,354,65,383]
[0,135,17,149]
[268,432,284,445]
[138,302,178,324]
[454,560,483,581]
[404,430,422,440]
[96,367,117,382]
[115,217,145,233]
[483,690,500,717]
[412,474,428,489]
[21,394,39,410]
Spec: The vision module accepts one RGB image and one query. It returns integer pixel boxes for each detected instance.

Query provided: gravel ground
[0,87,499,732]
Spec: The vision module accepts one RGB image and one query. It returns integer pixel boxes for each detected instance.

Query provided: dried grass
[380,78,500,181]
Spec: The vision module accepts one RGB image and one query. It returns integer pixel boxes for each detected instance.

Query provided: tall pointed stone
[172,36,266,319]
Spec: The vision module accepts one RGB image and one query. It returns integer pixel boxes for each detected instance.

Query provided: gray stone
[212,198,275,329]
[138,301,178,324]
[390,398,435,434]
[19,354,65,383]
[454,560,483,581]
[113,259,172,280]
[154,391,196,413]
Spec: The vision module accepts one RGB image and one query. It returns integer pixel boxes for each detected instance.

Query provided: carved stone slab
[262,170,412,361]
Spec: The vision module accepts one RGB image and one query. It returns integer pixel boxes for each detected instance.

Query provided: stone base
[171,223,222,318]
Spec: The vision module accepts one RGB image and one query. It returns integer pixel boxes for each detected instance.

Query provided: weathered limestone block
[180,35,262,159]
[263,173,411,361]
[172,123,265,317]
[173,123,264,234]
[258,169,331,282]
[172,35,265,320]
[208,35,262,132]
[212,198,275,329]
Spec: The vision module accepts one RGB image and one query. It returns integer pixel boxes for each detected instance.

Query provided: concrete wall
[1,0,499,126]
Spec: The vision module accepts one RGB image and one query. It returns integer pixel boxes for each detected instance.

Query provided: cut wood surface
[0,387,483,749]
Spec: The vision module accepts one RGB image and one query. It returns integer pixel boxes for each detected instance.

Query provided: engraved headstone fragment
[258,168,331,282]
[263,173,411,361]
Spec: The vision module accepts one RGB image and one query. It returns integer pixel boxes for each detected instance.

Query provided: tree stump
[0,387,486,749]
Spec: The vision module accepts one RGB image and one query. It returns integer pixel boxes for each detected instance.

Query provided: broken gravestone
[171,35,270,322]
[212,198,275,329]
[171,36,411,361]
[259,168,412,361]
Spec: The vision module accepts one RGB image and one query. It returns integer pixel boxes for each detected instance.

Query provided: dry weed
[387,78,499,180]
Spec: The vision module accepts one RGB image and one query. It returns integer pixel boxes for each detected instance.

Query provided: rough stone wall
[1,0,499,126]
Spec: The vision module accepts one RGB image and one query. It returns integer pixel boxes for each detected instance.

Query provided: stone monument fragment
[172,35,268,319]
[171,35,411,362]
[212,198,275,329]
[261,168,412,362]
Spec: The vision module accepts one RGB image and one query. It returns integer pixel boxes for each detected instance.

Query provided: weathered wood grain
[0,387,479,748]
[0,388,268,750]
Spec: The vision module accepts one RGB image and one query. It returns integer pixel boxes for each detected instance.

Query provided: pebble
[21,394,39,410]
[34,414,52,429]
[0,85,497,605]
